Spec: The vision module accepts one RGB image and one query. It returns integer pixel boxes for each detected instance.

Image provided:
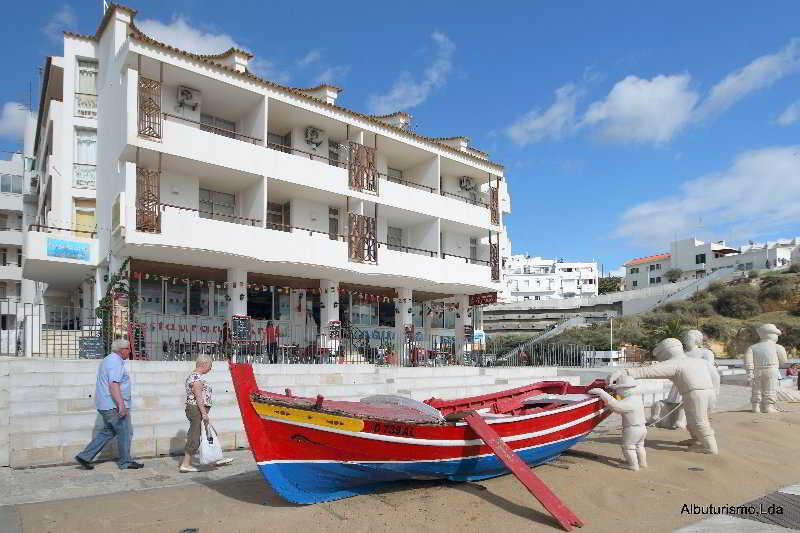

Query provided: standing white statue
[744,324,788,414]
[611,338,718,454]
[683,329,721,411]
[588,375,647,471]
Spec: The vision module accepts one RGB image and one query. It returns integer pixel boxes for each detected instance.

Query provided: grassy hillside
[547,267,800,357]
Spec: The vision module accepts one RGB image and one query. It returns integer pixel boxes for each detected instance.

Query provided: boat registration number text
[367,422,415,437]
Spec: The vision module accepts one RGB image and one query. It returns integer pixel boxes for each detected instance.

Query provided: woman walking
[180,354,233,472]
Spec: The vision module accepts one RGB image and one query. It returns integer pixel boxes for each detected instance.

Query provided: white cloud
[367,31,455,114]
[583,74,699,144]
[615,145,800,247]
[609,267,626,277]
[297,49,322,68]
[137,15,291,82]
[0,102,29,140]
[43,5,77,42]
[314,65,351,86]
[776,100,800,125]
[696,38,800,119]
[504,84,582,146]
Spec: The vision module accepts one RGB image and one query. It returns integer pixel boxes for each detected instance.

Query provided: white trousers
[751,366,780,408]
[684,389,715,442]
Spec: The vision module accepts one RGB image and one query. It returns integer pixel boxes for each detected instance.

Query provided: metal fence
[2,301,601,367]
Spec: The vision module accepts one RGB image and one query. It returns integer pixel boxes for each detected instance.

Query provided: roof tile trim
[69,3,504,172]
[624,253,672,266]
[292,84,343,93]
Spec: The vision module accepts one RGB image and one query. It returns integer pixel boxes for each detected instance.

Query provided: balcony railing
[163,113,263,145]
[348,212,377,264]
[490,243,500,281]
[267,141,347,167]
[73,163,96,189]
[348,142,379,195]
[160,203,262,227]
[74,93,97,119]
[28,224,98,239]
[441,190,489,208]
[379,172,436,193]
[490,186,499,225]
[136,167,161,233]
[138,77,162,139]
[441,252,491,266]
[378,241,438,257]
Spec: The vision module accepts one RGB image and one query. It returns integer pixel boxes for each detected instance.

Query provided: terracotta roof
[67,3,505,172]
[367,111,412,119]
[196,48,254,61]
[624,253,672,266]
[432,136,470,142]
[292,84,343,93]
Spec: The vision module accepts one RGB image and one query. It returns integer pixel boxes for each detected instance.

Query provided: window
[0,175,23,194]
[75,129,97,165]
[140,279,163,313]
[535,296,541,300]
[199,189,235,222]
[328,141,341,166]
[214,283,227,317]
[387,167,403,183]
[470,237,478,263]
[201,113,236,139]
[632,280,638,288]
[189,284,210,316]
[351,294,377,326]
[268,131,292,153]
[76,60,98,95]
[412,304,423,329]
[74,199,96,234]
[745,262,753,270]
[267,202,290,231]
[656,263,661,270]
[166,282,187,314]
[523,266,531,274]
[629,267,639,274]
[696,253,706,265]
[16,248,21,267]
[0,283,5,299]
[378,302,395,327]
[444,311,456,329]
[328,207,339,240]
[387,227,403,251]
[649,276,662,284]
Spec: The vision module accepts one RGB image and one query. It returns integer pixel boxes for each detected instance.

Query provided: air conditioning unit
[458,176,474,191]
[177,86,200,111]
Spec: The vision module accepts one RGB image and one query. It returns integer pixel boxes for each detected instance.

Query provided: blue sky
[1,1,798,275]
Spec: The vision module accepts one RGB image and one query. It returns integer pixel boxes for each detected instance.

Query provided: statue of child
[589,374,647,471]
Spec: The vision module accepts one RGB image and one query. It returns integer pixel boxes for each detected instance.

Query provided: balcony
[74,93,97,119]
[0,264,22,281]
[23,226,98,287]
[73,163,96,189]
[0,228,23,247]
[126,204,495,292]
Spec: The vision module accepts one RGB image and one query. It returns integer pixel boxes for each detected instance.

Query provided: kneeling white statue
[589,375,647,471]
[745,323,788,414]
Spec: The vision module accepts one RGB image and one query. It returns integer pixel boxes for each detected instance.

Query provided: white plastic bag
[198,422,223,465]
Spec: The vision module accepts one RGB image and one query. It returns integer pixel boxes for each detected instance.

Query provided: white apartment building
[623,237,800,290]
[22,4,509,358]
[501,255,598,302]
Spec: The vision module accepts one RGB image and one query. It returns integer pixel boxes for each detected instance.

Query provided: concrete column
[394,288,413,366]
[454,294,469,364]
[226,268,247,320]
[319,280,340,355]
[290,289,307,345]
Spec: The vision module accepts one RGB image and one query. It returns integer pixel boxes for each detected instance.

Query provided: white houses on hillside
[623,237,799,290]
[501,255,598,302]
[21,4,509,358]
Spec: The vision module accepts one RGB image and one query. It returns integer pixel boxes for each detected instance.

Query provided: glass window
[213,283,227,317]
[412,304,423,329]
[387,227,402,251]
[470,238,478,263]
[75,129,97,165]
[1,175,10,193]
[430,310,444,329]
[189,284,209,316]
[77,60,98,94]
[140,279,162,313]
[201,113,236,139]
[444,311,456,329]
[267,202,290,231]
[199,188,235,222]
[387,167,403,182]
[277,292,290,320]
[328,207,339,240]
[378,301,395,327]
[166,282,187,314]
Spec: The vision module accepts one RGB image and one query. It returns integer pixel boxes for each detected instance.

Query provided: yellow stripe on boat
[251,400,365,432]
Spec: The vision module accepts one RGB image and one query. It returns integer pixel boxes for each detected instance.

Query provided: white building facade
[22,5,509,359]
[501,255,598,302]
[623,237,800,290]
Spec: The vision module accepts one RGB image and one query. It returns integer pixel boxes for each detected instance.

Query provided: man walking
[75,339,143,470]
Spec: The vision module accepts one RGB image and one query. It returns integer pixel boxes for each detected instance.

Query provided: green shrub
[748,269,760,279]
[774,322,800,350]
[707,281,726,294]
[787,263,800,274]
[700,318,733,341]
[713,286,762,319]
[759,275,795,301]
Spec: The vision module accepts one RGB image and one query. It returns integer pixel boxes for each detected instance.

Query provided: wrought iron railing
[28,224,98,238]
[348,212,378,264]
[348,141,379,194]
[74,93,97,119]
[136,167,161,233]
[441,252,491,266]
[160,203,262,227]
[138,76,162,139]
[73,163,96,189]
[490,186,499,225]
[441,190,490,208]
[490,242,500,281]
[379,171,436,193]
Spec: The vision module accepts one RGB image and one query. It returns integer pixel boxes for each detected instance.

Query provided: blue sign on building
[47,238,90,261]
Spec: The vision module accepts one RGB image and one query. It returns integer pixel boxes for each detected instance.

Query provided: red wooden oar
[464,412,583,531]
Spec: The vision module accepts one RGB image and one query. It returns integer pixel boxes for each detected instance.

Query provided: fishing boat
[230,362,610,529]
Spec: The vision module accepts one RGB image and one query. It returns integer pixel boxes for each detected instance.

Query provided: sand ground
[7,387,800,533]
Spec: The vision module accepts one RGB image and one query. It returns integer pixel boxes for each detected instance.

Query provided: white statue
[683,329,721,411]
[588,375,647,471]
[744,324,788,414]
[610,338,718,454]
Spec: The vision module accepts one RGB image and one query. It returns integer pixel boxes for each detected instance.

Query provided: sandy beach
[10,391,800,533]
